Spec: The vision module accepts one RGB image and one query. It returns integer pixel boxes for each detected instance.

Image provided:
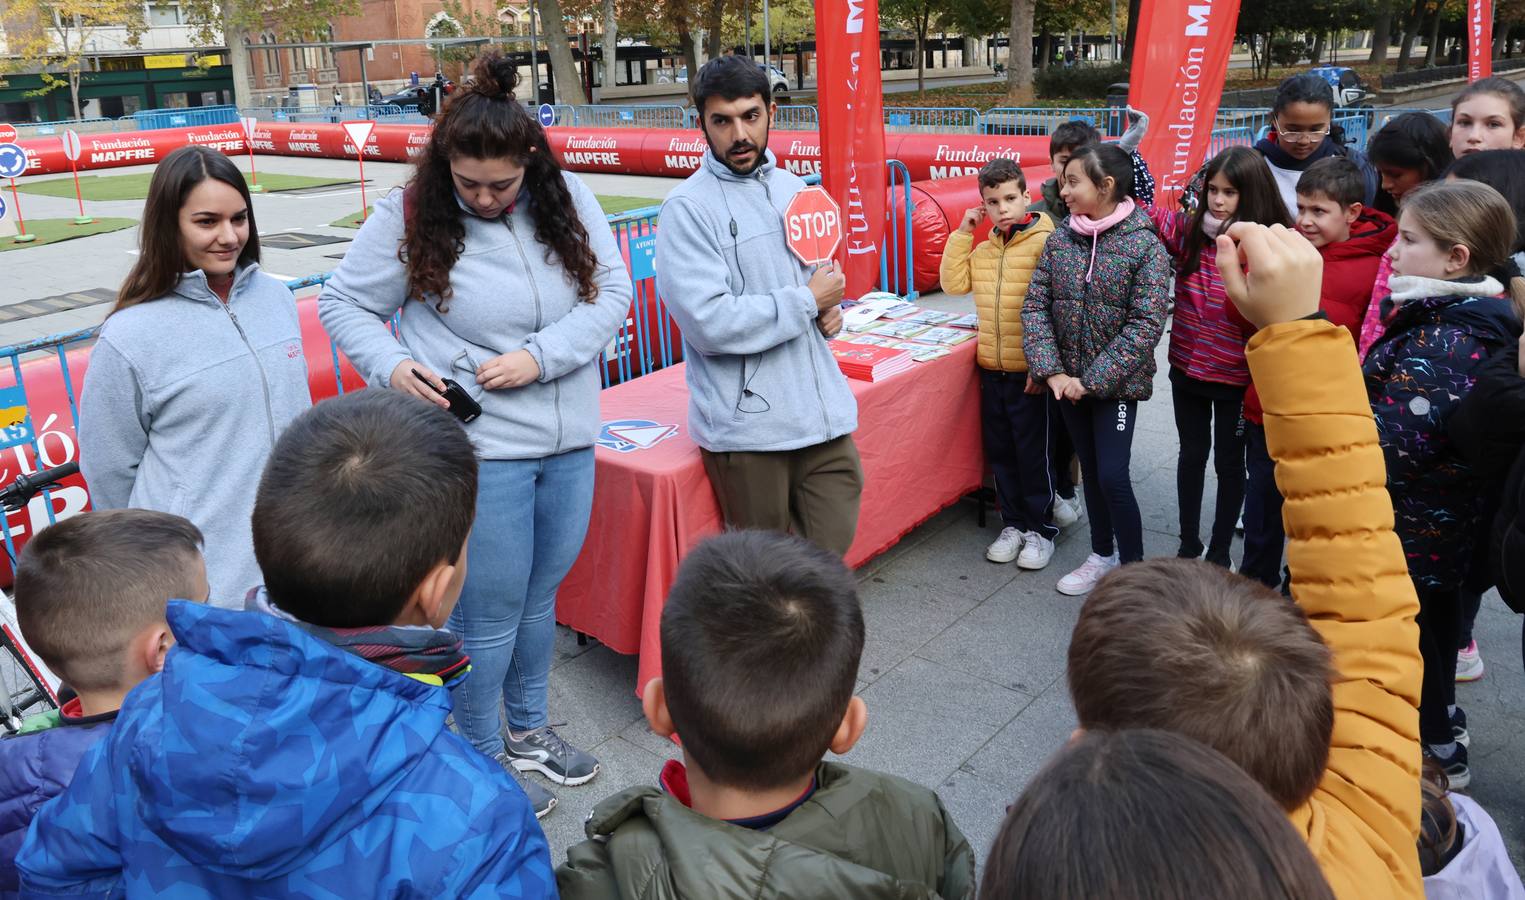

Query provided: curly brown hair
[401,51,599,309]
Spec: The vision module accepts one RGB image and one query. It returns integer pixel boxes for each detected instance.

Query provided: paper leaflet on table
[597,419,681,453]
[842,292,914,331]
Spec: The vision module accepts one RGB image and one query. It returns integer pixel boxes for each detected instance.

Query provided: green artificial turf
[16,172,351,202]
[0,217,136,251]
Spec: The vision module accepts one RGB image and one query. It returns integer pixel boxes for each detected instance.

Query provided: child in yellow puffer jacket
[939,158,1071,571]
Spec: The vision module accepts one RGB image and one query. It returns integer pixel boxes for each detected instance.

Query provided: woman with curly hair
[320,51,631,819]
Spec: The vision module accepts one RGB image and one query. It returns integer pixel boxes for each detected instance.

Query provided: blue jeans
[449,448,594,758]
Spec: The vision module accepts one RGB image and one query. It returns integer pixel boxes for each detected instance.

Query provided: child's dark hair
[1367,112,1454,183]
[1180,147,1292,277]
[1049,120,1101,158]
[15,510,204,691]
[1067,559,1334,811]
[978,157,1026,194]
[1447,149,1525,252]
[1273,73,1335,116]
[692,54,771,116]
[251,389,479,628]
[1064,144,1134,203]
[979,729,1336,900]
[1297,157,1366,209]
[406,51,599,309]
[659,530,864,791]
[1451,76,1525,130]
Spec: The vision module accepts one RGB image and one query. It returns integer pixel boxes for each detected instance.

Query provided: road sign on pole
[342,120,376,222]
[538,103,556,128]
[60,130,91,225]
[0,124,16,144]
[783,185,843,266]
[239,116,263,193]
[0,143,34,244]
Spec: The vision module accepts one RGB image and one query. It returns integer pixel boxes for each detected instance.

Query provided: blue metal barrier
[572,105,687,129]
[0,327,94,567]
[527,103,576,127]
[980,107,1121,137]
[883,107,981,134]
[129,105,240,130]
[14,118,117,139]
[774,105,820,131]
[881,160,917,300]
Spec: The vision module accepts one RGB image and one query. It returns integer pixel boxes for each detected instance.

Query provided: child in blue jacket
[17,390,555,899]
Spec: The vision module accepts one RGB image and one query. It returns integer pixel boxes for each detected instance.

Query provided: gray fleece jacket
[78,265,312,607]
[656,150,858,453]
[318,171,631,460]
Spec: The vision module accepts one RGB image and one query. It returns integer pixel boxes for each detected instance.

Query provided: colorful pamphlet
[916,327,977,346]
[901,309,959,325]
[868,320,933,340]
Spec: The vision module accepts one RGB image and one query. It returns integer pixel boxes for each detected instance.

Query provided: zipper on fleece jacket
[219,297,277,445]
[759,169,832,443]
[506,216,565,454]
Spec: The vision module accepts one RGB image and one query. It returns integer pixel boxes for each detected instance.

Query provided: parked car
[675,63,789,94]
[380,81,455,116]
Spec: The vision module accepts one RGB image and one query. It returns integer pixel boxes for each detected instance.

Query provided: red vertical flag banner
[1469,0,1493,81]
[815,0,888,298]
[1127,0,1243,208]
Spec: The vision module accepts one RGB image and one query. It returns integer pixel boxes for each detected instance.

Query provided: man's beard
[705,127,770,176]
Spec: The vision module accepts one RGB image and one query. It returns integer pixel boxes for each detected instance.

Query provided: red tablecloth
[556,340,984,694]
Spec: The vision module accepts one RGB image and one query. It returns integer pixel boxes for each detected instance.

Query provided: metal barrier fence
[774,105,819,130]
[881,160,917,300]
[128,105,240,130]
[981,107,1125,137]
[572,104,687,129]
[0,328,92,569]
[13,117,117,139]
[884,107,981,134]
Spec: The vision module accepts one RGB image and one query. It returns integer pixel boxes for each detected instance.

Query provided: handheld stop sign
[784,186,843,267]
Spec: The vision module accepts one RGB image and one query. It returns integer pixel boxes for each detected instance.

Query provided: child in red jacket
[1237,157,1395,588]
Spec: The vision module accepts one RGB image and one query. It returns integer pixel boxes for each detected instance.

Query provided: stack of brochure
[828,340,914,381]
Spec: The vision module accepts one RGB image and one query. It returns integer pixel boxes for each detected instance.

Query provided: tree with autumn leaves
[0,0,147,119]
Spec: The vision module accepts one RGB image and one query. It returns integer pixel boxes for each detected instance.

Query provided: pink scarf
[1069,197,1137,283]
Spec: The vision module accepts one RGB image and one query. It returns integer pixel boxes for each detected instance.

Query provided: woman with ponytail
[320,51,631,818]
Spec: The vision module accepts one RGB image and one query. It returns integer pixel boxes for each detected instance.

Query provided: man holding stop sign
[656,56,862,555]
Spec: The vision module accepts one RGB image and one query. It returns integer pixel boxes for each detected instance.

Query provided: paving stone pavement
[4,157,1519,881]
[531,314,1525,882]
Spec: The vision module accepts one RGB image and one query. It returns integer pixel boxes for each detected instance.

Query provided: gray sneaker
[504,725,601,786]
[492,750,557,818]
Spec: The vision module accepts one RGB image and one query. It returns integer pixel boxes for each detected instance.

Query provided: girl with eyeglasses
[1255,74,1380,219]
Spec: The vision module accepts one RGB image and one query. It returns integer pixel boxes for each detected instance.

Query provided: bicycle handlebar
[0,462,80,513]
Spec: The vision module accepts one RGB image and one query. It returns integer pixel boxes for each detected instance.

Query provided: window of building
[147,2,181,26]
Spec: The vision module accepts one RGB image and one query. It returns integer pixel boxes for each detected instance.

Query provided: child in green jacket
[557,530,974,899]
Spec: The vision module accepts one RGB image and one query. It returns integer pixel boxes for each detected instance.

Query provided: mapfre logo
[846,0,864,33]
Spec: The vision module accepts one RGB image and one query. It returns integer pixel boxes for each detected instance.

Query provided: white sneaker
[1050,495,1082,528]
[986,527,1025,563]
[1018,533,1055,570]
[1056,553,1120,596]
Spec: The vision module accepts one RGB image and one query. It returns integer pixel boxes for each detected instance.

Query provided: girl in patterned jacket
[1146,147,1291,570]
[1023,144,1171,596]
[1364,180,1524,791]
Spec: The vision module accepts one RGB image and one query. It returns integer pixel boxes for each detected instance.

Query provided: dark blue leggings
[1059,397,1143,562]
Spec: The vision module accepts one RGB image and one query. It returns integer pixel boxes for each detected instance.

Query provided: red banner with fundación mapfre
[1128,0,1242,208]
[814,0,888,298]
[1469,0,1493,81]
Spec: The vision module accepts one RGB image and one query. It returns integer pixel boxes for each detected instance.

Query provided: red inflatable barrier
[903,166,1053,294]
[14,121,1052,185]
[0,295,363,584]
